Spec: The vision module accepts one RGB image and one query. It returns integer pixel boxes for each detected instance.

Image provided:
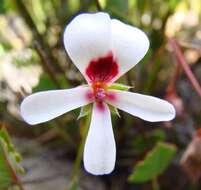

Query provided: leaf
[108,83,132,91]
[128,142,177,183]
[0,126,24,188]
[108,104,120,117]
[149,129,166,142]
[106,0,128,15]
[77,104,92,120]
[0,141,13,188]
[0,0,6,13]
[169,0,180,11]
[136,0,148,14]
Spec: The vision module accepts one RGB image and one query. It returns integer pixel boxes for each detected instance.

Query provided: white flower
[20,12,175,175]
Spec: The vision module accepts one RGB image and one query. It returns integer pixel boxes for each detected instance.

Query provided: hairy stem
[169,38,201,98]
[152,177,160,190]
[70,114,91,186]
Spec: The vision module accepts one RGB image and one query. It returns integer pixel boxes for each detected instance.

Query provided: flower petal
[84,103,116,175]
[107,90,175,122]
[63,12,111,81]
[20,86,92,125]
[111,19,149,81]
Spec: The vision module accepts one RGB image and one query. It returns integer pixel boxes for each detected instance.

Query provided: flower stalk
[95,0,102,11]
[70,114,91,188]
[152,177,160,190]
[169,38,201,98]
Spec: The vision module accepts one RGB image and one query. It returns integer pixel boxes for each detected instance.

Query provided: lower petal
[84,103,116,175]
[107,90,175,122]
[20,86,92,125]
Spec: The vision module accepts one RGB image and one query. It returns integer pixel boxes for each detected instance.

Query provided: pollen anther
[92,82,107,103]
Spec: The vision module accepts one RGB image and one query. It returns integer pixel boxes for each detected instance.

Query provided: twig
[33,41,62,88]
[126,71,133,90]
[142,10,173,93]
[169,38,201,98]
[166,61,181,94]
[143,45,165,93]
[94,0,102,11]
[15,0,68,83]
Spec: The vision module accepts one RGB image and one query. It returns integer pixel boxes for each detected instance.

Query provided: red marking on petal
[85,52,118,83]
[85,90,94,101]
[96,102,106,112]
[106,92,117,102]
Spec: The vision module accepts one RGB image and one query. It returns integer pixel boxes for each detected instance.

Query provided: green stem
[152,177,160,190]
[70,114,91,184]
[126,71,133,90]
[95,0,102,11]
[143,46,165,93]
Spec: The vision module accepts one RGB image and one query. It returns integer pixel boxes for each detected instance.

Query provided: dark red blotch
[85,52,118,83]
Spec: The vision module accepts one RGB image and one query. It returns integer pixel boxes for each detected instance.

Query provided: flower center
[95,88,106,101]
[85,81,116,111]
[92,82,107,103]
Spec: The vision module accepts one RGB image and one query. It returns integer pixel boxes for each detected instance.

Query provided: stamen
[85,81,117,109]
[92,82,107,103]
[95,88,106,101]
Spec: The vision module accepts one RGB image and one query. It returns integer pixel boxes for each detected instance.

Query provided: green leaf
[0,141,13,188]
[0,126,24,188]
[108,104,120,117]
[128,142,177,183]
[106,0,128,15]
[169,0,180,11]
[149,129,166,142]
[77,104,92,120]
[108,83,132,91]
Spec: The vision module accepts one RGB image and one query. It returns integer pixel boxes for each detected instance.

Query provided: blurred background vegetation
[0,0,201,190]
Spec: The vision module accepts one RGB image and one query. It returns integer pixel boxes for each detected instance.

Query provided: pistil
[92,82,107,103]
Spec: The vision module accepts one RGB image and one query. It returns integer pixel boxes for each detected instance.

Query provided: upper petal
[110,19,149,82]
[106,90,175,122]
[63,12,111,82]
[84,103,116,175]
[20,86,92,125]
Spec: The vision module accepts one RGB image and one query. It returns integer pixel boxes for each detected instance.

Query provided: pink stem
[169,38,201,98]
